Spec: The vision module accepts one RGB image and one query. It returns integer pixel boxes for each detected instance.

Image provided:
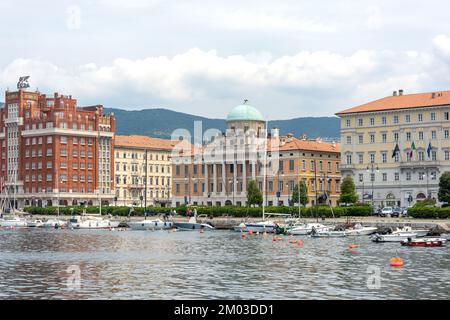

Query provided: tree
[339,176,358,204]
[292,181,309,206]
[438,171,450,204]
[247,180,263,206]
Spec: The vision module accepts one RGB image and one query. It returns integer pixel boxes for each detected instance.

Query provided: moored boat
[68,215,120,229]
[401,237,446,247]
[0,216,28,228]
[371,232,417,242]
[288,223,329,235]
[393,226,428,237]
[43,219,66,228]
[174,216,215,231]
[311,226,346,237]
[244,221,277,233]
[27,219,44,228]
[345,223,377,236]
[233,222,247,232]
[128,219,173,230]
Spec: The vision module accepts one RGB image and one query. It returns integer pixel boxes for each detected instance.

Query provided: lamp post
[366,163,379,209]
[286,183,290,206]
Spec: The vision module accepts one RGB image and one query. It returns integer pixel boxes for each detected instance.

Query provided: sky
[1,0,450,119]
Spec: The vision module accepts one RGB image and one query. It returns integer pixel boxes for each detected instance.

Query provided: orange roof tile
[336,90,450,115]
[115,135,180,151]
[276,138,340,153]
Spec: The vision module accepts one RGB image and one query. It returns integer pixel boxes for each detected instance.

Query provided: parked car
[400,207,408,217]
[391,207,402,217]
[380,207,393,217]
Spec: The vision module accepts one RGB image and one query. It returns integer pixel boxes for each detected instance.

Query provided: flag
[427,142,433,158]
[391,144,400,158]
[409,142,416,158]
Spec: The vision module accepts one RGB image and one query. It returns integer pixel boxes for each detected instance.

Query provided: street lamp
[366,163,380,208]
[286,183,290,206]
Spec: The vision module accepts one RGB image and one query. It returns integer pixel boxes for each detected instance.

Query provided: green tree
[339,176,358,204]
[292,181,309,206]
[247,180,263,206]
[438,171,450,204]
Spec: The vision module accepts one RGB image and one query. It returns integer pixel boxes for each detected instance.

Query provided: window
[382,133,387,143]
[445,112,449,121]
[358,135,363,144]
[394,132,399,142]
[418,151,425,161]
[382,116,387,125]
[394,172,399,181]
[370,173,375,182]
[346,154,352,165]
[432,131,437,139]
[301,160,306,170]
[370,118,375,126]
[382,153,387,163]
[418,114,423,122]
[445,130,450,139]
[382,173,387,181]
[358,154,363,164]
[419,172,424,181]
[432,151,437,161]
[370,134,375,143]
[60,136,67,144]
[346,119,351,127]
[346,136,352,144]
[445,150,450,161]
[431,112,436,121]
[358,118,363,127]
[419,131,424,140]
[393,116,399,124]
[358,174,363,182]
[406,172,411,181]
[431,172,437,180]
[370,153,375,163]
[289,159,294,171]
[405,115,411,123]
[406,132,411,141]
[47,136,52,144]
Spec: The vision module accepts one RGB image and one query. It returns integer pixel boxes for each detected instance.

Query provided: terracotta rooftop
[336,90,450,115]
[115,135,180,151]
[277,138,340,153]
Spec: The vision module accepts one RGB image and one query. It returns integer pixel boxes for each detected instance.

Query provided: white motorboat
[0,216,28,228]
[371,232,417,242]
[174,215,215,231]
[68,215,120,229]
[393,226,428,237]
[233,222,248,232]
[288,223,329,235]
[245,221,277,233]
[43,219,67,228]
[27,219,44,228]
[311,226,347,238]
[345,224,377,236]
[128,219,173,230]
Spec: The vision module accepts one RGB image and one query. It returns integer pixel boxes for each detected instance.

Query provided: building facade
[172,103,341,207]
[337,89,450,208]
[114,135,177,207]
[0,85,115,209]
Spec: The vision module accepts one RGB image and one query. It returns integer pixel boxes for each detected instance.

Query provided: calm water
[0,228,449,300]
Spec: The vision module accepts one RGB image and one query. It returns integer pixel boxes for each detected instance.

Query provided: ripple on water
[0,229,449,299]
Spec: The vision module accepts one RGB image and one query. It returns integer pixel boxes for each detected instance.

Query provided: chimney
[399,89,404,96]
[271,127,280,138]
[432,92,436,99]
[393,91,397,96]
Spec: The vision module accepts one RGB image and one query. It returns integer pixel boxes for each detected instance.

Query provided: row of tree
[245,176,358,207]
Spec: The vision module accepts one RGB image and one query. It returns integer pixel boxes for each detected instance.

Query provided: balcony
[399,161,441,169]
[127,184,144,189]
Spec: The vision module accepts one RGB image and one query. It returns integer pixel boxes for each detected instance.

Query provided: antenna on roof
[243,99,249,104]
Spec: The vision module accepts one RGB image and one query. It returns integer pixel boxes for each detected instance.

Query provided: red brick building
[0,86,115,209]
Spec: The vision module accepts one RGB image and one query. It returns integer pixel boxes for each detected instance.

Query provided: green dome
[226,104,264,122]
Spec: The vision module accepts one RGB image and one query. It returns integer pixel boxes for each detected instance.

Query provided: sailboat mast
[262,120,268,220]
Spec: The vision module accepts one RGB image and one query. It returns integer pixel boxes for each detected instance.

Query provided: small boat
[441,233,450,241]
[27,219,44,228]
[311,226,347,237]
[345,224,377,236]
[0,216,28,228]
[43,219,66,228]
[401,237,446,247]
[174,216,215,231]
[371,232,417,243]
[244,221,277,233]
[68,215,120,229]
[233,222,248,232]
[393,226,428,237]
[128,219,173,230]
[288,223,329,235]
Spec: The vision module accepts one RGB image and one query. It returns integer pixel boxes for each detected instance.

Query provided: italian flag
[409,142,416,158]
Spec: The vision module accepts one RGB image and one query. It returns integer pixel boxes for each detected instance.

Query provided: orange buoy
[289,240,297,244]
[297,240,303,246]
[349,244,359,249]
[390,257,404,267]
[249,230,254,235]
[272,235,277,241]
[277,237,283,241]
[242,233,247,238]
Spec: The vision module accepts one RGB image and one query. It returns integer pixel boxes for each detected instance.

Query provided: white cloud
[433,34,450,56]
[97,0,161,8]
[366,5,383,30]
[1,39,449,118]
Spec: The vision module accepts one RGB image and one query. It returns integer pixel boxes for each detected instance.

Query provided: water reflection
[0,229,449,299]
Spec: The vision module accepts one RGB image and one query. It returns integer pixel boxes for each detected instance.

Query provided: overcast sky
[1,0,450,119]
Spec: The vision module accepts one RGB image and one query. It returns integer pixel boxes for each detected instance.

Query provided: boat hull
[244,223,276,233]
[346,227,377,236]
[129,220,173,230]
[311,231,347,238]
[371,233,417,242]
[69,221,120,229]
[401,238,446,247]
[0,219,28,228]
[174,222,214,231]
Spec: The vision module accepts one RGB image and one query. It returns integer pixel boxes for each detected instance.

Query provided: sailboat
[0,167,27,228]
[244,121,277,233]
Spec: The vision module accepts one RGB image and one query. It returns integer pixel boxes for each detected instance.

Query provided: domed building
[171,102,341,208]
[226,103,265,135]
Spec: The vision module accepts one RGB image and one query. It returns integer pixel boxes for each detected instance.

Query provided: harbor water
[0,228,449,299]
